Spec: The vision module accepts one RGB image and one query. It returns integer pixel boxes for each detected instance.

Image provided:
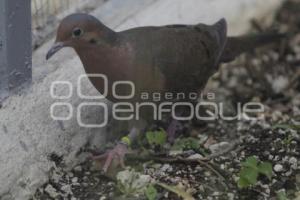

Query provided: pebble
[209,142,230,154]
[187,153,204,160]
[273,156,280,162]
[285,170,293,177]
[195,166,203,171]
[44,184,59,198]
[61,184,72,194]
[228,193,235,200]
[228,168,235,173]
[72,177,78,183]
[220,164,225,170]
[74,166,82,172]
[204,171,211,177]
[160,164,173,172]
[274,164,284,172]
[212,192,220,196]
[164,192,169,198]
[68,172,74,178]
[82,183,89,187]
[169,150,183,156]
[289,157,298,170]
[268,155,274,160]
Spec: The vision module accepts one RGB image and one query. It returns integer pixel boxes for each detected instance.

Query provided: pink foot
[91,143,128,173]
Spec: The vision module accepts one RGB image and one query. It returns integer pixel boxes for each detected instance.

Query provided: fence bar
[0,0,32,101]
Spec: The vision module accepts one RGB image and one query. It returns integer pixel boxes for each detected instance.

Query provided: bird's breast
[76,44,135,102]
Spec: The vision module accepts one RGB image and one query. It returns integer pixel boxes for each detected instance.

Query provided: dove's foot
[166,119,183,143]
[91,143,128,173]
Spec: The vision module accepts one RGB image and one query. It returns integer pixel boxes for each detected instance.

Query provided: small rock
[164,192,169,198]
[209,142,230,154]
[198,185,205,192]
[273,156,280,162]
[74,166,82,172]
[169,150,183,156]
[228,193,235,200]
[274,164,284,172]
[68,172,74,178]
[187,153,204,160]
[160,164,173,173]
[212,192,220,196]
[195,166,203,171]
[268,155,274,160]
[204,171,211,177]
[271,76,289,94]
[51,168,63,183]
[285,170,293,177]
[82,183,89,187]
[61,184,72,194]
[220,164,225,170]
[289,157,298,170]
[229,168,235,173]
[72,177,78,183]
[44,184,59,198]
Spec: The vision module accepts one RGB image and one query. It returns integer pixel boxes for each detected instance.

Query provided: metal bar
[0,0,32,101]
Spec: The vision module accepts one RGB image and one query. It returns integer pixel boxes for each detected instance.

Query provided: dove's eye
[72,28,83,38]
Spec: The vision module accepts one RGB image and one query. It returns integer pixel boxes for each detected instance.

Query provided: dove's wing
[119,19,227,94]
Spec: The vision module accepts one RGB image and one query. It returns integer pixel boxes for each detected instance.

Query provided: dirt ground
[32,1,300,199]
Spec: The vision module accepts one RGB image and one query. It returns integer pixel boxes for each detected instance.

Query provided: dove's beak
[46,42,65,60]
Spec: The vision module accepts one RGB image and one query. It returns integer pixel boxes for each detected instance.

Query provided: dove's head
[46,13,116,60]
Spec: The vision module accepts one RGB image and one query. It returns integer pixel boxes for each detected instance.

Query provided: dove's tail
[220,33,286,63]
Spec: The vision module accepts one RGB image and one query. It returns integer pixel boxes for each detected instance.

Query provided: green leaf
[172,137,200,151]
[146,129,167,146]
[238,176,252,189]
[242,156,258,169]
[239,167,259,185]
[238,157,273,189]
[145,185,157,200]
[258,162,273,179]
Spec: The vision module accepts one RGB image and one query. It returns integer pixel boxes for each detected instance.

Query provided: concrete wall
[0,0,283,199]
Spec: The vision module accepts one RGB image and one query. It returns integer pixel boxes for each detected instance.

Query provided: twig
[203,138,243,160]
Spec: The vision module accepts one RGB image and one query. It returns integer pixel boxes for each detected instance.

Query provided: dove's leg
[166,104,192,143]
[91,127,140,172]
[166,119,183,143]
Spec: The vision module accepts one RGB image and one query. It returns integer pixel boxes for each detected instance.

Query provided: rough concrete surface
[0,0,283,199]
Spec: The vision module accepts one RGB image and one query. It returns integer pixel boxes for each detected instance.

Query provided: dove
[46,13,284,172]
